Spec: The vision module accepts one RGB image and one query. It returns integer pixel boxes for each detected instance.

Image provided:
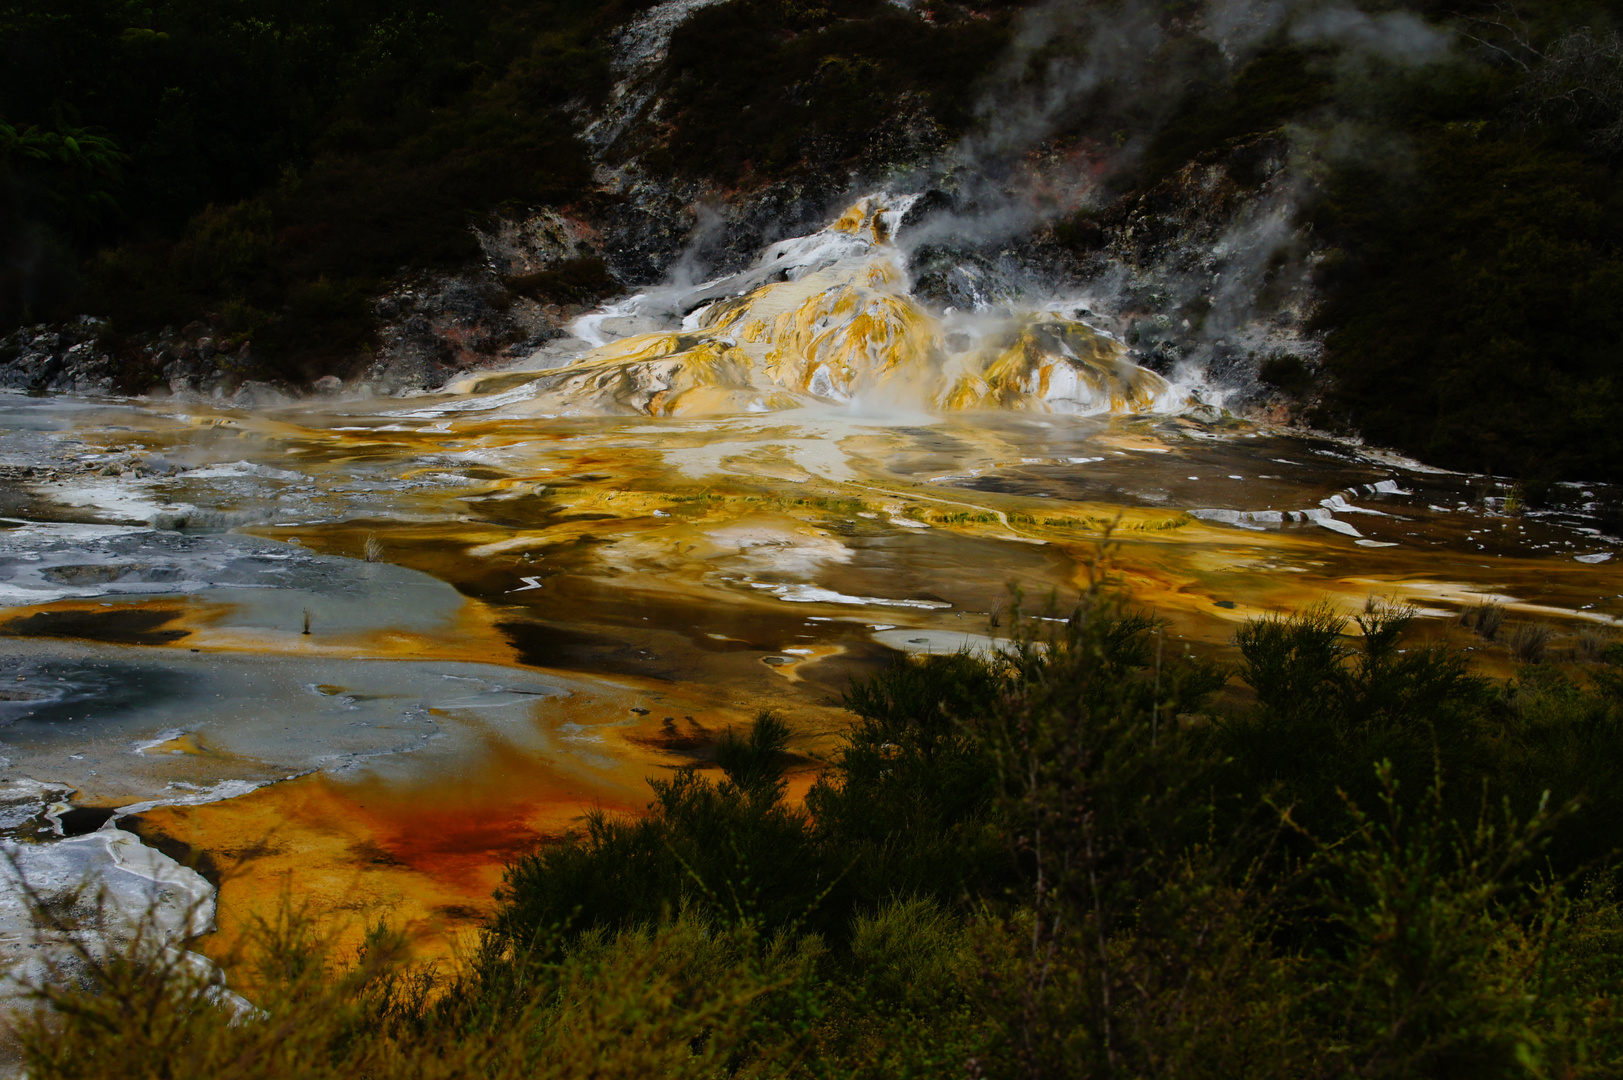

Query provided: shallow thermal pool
[0,384,1619,967]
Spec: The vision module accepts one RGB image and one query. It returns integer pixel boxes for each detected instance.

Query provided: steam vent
[3,0,1622,1074]
[452,196,1175,417]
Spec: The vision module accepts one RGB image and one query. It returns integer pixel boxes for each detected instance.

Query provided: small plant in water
[1575,627,1614,662]
[302,608,312,636]
[1508,622,1553,664]
[1502,483,1525,518]
[363,534,383,563]
[1461,601,1505,642]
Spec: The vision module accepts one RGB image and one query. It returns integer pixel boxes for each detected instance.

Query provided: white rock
[0,828,218,1003]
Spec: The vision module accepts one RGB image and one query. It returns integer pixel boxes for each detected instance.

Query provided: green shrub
[807,650,1012,907]
[1258,353,1312,396]
[1300,763,1593,1080]
[13,898,809,1080]
[490,711,832,945]
[169,200,274,292]
[1211,600,1493,844]
[20,595,1623,1077]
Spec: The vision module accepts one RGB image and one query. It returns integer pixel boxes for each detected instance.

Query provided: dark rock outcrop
[0,317,117,395]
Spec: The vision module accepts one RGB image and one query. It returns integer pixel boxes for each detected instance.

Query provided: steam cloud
[1290,6,1451,65]
[951,0,1455,196]
[614,0,1462,409]
[900,0,1460,403]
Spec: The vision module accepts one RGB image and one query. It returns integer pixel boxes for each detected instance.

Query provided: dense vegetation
[1305,9,1623,489]
[0,0,655,378]
[656,0,1017,181]
[21,593,1623,1077]
[0,0,1019,380]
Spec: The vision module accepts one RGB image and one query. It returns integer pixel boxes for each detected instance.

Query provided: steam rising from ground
[446,196,1183,419]
[489,0,1465,421]
[877,0,1459,406]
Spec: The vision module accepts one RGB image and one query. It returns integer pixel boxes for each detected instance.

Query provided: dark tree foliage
[1298,2,1623,484]
[0,0,649,371]
[1313,125,1623,485]
[490,710,836,945]
[1141,44,1333,184]
[658,0,1017,181]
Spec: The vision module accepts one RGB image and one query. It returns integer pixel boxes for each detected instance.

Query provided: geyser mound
[449,196,1185,419]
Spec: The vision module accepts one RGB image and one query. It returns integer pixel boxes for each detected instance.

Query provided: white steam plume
[1290,5,1452,66]
[892,0,1460,402]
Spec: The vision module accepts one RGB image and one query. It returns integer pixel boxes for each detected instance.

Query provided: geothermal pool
[0,197,1618,973]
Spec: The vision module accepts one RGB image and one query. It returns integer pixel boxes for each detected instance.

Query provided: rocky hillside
[4,0,1623,485]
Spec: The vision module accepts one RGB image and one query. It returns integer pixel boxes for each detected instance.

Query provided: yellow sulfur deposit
[478,196,1178,418]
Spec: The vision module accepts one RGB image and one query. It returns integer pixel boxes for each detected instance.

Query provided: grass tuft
[1462,601,1506,642]
[1509,622,1554,664]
